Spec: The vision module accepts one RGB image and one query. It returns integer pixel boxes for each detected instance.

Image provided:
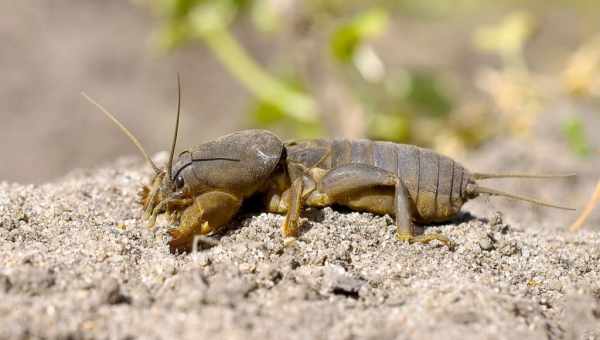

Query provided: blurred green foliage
[151,0,317,127]
[330,8,389,63]
[562,118,591,157]
[473,11,535,68]
[146,0,598,157]
[402,72,453,118]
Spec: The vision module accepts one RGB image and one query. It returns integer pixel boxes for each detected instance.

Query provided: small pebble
[323,264,365,298]
[479,237,494,251]
[95,278,128,305]
[548,280,563,292]
[0,274,11,293]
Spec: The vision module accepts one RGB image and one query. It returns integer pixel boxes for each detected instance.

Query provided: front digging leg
[168,191,242,253]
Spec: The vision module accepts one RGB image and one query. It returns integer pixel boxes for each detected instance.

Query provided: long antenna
[473,172,576,180]
[475,185,575,210]
[81,92,160,174]
[167,73,182,181]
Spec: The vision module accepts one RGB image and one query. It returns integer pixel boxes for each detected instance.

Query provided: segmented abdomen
[286,139,469,221]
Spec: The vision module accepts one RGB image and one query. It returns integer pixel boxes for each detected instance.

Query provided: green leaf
[251,100,286,125]
[155,21,192,50]
[473,11,536,60]
[405,71,453,117]
[562,118,591,157]
[369,113,410,142]
[330,7,389,63]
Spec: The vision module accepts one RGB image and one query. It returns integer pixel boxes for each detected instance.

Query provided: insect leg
[315,163,397,216]
[148,198,193,228]
[168,191,242,253]
[318,163,397,196]
[282,177,304,238]
[263,171,291,214]
[317,163,453,248]
[395,182,453,249]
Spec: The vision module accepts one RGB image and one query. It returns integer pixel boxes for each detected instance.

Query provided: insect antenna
[473,172,576,180]
[474,185,575,210]
[81,92,160,174]
[167,73,182,182]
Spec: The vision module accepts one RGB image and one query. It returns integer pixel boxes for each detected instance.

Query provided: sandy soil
[1,142,599,340]
[2,1,600,339]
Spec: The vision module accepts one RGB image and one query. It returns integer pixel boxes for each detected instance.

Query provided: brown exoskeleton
[83,78,575,253]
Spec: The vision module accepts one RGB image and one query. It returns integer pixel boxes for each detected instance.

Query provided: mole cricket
[82,77,575,252]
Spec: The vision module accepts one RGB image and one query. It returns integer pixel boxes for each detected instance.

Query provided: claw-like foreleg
[147,198,192,229]
[167,191,242,253]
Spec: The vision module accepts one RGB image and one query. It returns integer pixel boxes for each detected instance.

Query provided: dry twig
[569,180,600,232]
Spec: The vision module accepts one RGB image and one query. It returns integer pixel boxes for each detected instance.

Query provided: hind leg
[393,180,453,248]
[316,164,453,248]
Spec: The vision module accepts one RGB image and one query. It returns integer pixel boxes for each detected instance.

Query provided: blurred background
[1,0,599,228]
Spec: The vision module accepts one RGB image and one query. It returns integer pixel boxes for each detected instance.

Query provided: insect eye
[175,175,184,189]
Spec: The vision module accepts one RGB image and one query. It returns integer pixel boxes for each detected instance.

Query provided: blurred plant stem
[199,26,317,123]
